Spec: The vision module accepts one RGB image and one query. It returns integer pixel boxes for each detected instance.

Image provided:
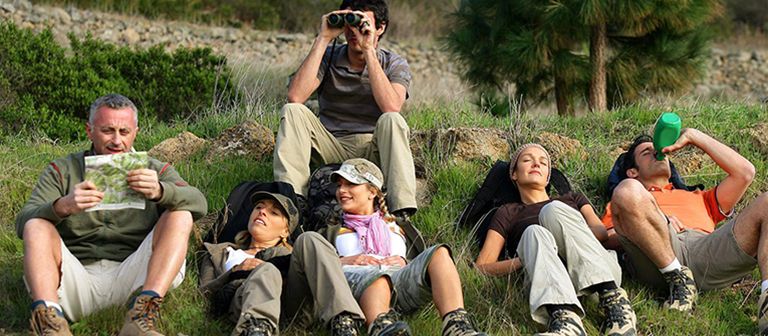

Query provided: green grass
[1,100,767,335]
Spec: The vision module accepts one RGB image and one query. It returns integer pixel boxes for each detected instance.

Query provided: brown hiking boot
[661,266,697,312]
[535,309,586,336]
[30,304,72,336]
[118,293,164,336]
[598,288,637,336]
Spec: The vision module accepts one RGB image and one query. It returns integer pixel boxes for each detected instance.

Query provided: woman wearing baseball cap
[329,158,487,336]
[199,189,365,336]
[474,144,637,336]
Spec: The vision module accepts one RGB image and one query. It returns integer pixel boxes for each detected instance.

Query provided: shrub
[0,21,236,140]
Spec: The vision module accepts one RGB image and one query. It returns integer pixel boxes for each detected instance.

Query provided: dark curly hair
[339,0,389,38]
[620,134,653,179]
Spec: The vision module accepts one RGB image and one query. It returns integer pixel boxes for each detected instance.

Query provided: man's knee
[22,218,59,242]
[280,103,314,120]
[753,192,768,217]
[611,179,650,212]
[158,210,194,231]
[376,112,408,131]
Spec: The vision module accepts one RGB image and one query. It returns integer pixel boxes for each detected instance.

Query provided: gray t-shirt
[314,44,411,137]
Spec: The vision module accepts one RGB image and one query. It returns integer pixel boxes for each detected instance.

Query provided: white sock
[659,258,682,273]
[761,280,768,294]
[44,301,63,314]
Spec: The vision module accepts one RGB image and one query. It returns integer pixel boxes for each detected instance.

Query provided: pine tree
[446,0,723,115]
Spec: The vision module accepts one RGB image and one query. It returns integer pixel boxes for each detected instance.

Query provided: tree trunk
[589,23,607,112]
[554,74,573,116]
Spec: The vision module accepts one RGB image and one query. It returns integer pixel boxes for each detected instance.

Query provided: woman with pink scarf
[329,158,487,336]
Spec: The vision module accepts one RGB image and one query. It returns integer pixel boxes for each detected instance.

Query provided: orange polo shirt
[602,183,725,233]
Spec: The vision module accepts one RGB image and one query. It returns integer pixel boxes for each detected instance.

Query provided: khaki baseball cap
[331,158,384,190]
[250,191,300,233]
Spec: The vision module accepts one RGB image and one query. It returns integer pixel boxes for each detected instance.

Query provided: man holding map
[16,94,207,336]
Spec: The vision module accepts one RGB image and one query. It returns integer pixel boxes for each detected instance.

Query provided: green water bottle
[652,112,681,160]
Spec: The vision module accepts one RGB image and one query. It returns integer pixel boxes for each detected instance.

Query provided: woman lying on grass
[326,158,487,336]
[474,143,637,336]
[199,189,364,336]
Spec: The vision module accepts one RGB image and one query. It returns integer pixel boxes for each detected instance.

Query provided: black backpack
[457,160,572,251]
[605,152,704,199]
[203,180,303,244]
[304,163,343,233]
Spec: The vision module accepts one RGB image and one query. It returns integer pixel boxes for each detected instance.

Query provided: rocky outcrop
[148,131,207,163]
[536,132,587,165]
[411,128,511,165]
[746,122,768,155]
[205,120,274,162]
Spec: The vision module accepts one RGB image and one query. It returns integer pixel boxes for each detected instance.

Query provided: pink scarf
[343,212,391,257]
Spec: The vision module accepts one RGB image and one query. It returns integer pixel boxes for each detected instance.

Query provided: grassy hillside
[1,101,766,335]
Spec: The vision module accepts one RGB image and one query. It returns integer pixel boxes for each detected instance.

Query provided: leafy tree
[446,0,723,115]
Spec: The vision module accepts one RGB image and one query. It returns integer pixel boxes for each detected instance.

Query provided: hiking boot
[535,309,586,336]
[238,315,275,336]
[759,291,768,335]
[441,308,488,336]
[330,313,360,336]
[598,288,637,336]
[661,266,697,312]
[29,303,72,336]
[368,310,411,336]
[118,293,164,336]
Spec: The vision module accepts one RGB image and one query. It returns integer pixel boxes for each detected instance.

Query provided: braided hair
[371,187,396,222]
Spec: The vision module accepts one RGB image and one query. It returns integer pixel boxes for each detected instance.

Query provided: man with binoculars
[273,0,418,219]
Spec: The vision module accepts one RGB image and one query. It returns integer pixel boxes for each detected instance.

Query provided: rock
[415,178,433,208]
[13,0,31,12]
[1,4,15,13]
[51,7,70,25]
[121,27,140,44]
[535,132,587,165]
[193,212,219,242]
[670,148,709,176]
[411,127,510,164]
[205,120,275,162]
[747,123,768,155]
[148,131,207,163]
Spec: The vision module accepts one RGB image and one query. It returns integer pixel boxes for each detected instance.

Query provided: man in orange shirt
[605,129,768,331]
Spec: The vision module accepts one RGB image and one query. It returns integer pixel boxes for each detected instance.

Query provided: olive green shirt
[16,150,207,263]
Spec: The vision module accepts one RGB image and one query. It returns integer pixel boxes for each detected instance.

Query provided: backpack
[457,160,572,250]
[203,180,303,244]
[605,152,704,199]
[304,163,343,233]
[305,163,427,259]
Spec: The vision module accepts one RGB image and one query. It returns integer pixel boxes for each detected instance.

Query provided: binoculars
[327,13,365,28]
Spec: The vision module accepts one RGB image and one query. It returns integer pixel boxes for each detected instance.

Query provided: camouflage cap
[331,158,384,190]
[250,191,300,233]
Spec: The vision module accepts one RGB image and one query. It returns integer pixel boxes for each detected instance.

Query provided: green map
[85,152,149,211]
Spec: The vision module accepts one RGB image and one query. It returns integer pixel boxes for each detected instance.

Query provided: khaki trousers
[517,201,622,325]
[273,103,417,212]
[40,229,185,322]
[231,232,363,335]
